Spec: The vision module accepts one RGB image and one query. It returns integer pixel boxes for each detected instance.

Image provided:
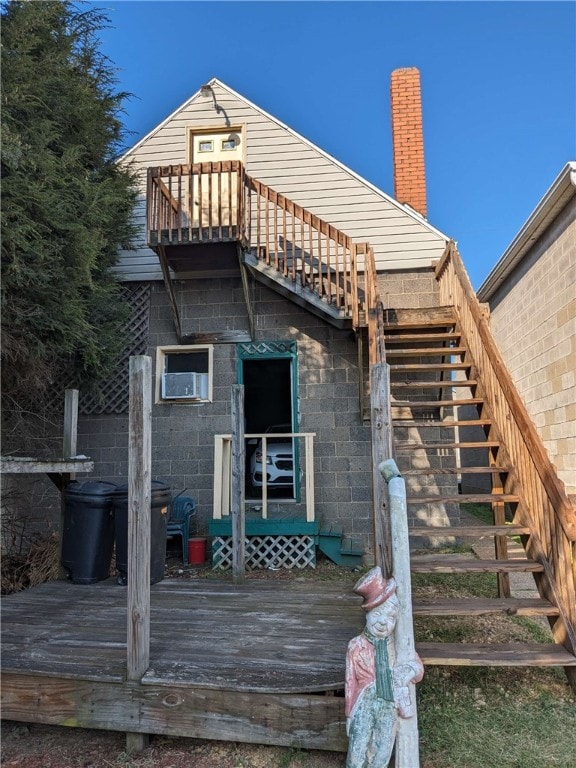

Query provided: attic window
[198,140,213,153]
[155,345,213,404]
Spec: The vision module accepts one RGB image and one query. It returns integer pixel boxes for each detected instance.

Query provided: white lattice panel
[213,535,316,570]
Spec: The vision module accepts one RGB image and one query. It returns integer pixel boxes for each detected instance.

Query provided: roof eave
[477,161,576,302]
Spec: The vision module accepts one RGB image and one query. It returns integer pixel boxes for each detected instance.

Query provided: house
[75,68,455,566]
[2,68,575,754]
[477,162,576,497]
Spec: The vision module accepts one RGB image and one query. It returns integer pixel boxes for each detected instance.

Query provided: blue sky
[97,1,575,289]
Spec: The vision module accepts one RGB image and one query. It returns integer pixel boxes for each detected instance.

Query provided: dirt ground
[0,722,346,768]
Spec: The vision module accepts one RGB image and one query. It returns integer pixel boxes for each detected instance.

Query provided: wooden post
[126,356,152,753]
[59,390,79,578]
[370,363,393,576]
[380,459,421,768]
[63,389,79,463]
[305,433,315,523]
[231,385,245,584]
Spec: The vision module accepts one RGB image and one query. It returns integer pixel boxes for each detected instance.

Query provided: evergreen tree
[1,0,137,416]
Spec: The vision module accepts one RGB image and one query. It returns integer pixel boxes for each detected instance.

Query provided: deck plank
[1,577,363,694]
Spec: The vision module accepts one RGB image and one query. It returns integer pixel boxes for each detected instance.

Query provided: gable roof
[478,162,576,301]
[124,77,449,243]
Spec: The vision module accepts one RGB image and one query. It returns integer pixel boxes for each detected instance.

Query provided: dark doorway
[241,357,296,500]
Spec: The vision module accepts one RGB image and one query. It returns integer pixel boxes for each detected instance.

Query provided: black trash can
[61,480,117,584]
[114,480,171,586]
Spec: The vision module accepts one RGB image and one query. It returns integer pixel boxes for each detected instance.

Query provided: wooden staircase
[147,165,576,688]
[383,305,576,674]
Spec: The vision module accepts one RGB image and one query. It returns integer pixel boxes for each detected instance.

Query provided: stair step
[340,535,363,556]
[385,332,461,344]
[382,308,455,329]
[404,466,509,475]
[386,347,467,358]
[391,399,484,408]
[391,380,478,389]
[416,642,576,667]
[409,524,530,537]
[406,494,519,504]
[393,419,491,427]
[390,363,471,372]
[395,441,500,449]
[410,555,543,573]
[413,597,559,617]
[319,524,344,538]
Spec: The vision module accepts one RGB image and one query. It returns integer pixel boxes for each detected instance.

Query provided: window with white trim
[155,345,213,404]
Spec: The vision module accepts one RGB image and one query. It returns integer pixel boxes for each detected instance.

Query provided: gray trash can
[61,480,117,584]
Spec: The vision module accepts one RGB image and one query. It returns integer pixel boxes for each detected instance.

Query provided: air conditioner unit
[162,372,203,400]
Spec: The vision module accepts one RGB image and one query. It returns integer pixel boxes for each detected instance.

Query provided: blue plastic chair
[166,495,196,564]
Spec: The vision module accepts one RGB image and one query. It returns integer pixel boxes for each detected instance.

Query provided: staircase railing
[435,241,576,666]
[246,176,367,327]
[146,162,384,332]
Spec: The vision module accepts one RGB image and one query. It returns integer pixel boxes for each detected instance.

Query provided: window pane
[165,351,209,374]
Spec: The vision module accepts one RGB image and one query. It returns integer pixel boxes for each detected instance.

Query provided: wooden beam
[63,390,79,462]
[156,245,183,342]
[59,389,80,576]
[127,356,152,752]
[0,673,348,752]
[231,385,245,584]
[238,246,255,340]
[0,458,93,474]
[370,363,393,576]
[305,434,315,523]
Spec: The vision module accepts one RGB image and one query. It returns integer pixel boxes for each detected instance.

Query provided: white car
[250,425,294,488]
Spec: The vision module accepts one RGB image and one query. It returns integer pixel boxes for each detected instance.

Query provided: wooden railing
[147,162,383,332]
[213,432,316,522]
[147,161,249,245]
[435,241,576,663]
[246,176,368,327]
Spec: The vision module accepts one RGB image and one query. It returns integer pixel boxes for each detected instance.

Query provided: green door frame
[236,341,300,499]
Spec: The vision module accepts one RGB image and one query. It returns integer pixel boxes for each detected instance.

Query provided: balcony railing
[147,162,379,331]
[147,161,249,246]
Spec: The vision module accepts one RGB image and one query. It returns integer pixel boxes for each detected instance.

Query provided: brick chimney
[390,67,427,217]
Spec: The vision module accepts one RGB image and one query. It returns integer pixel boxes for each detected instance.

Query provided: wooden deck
[1,577,363,751]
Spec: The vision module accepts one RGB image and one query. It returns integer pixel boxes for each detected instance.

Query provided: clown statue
[345,567,423,768]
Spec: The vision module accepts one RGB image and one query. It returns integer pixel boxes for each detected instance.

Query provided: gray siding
[115,80,448,282]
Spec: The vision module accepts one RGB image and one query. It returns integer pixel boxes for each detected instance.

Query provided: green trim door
[237,341,299,500]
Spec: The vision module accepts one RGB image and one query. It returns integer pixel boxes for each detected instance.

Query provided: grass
[418,670,576,768]
[411,539,575,768]
[460,501,495,525]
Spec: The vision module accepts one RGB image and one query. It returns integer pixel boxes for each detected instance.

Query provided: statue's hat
[353,567,397,611]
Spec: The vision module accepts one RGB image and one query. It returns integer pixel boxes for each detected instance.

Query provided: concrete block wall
[10,266,449,560]
[77,276,374,551]
[378,268,439,310]
[487,199,576,494]
[378,267,461,528]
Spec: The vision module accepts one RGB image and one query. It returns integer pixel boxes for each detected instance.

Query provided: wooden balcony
[147,161,248,277]
[147,162,376,330]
